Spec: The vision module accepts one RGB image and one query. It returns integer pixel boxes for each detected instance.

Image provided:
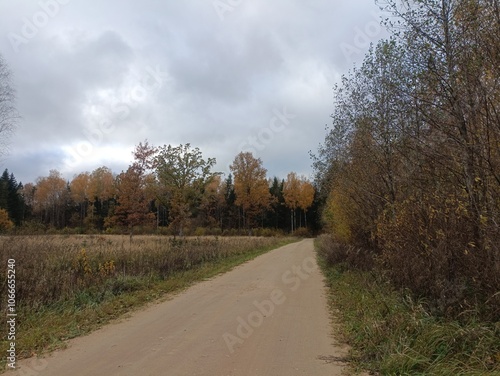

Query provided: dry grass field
[0,234,295,367]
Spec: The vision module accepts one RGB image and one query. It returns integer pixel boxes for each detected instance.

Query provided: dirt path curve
[13,239,350,376]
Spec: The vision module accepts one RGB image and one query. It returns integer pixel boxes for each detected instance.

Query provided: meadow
[0,234,295,368]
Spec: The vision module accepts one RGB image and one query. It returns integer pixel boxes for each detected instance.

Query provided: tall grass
[316,235,500,375]
[0,235,284,308]
[0,235,294,367]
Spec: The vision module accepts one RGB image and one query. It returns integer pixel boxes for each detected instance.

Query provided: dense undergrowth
[316,235,500,375]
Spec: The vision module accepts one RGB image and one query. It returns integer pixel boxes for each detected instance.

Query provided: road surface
[13,239,351,376]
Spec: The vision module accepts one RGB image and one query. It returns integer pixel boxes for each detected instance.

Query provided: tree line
[313,0,500,321]
[0,144,318,235]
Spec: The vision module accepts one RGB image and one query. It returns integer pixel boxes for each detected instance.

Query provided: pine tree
[0,170,7,210]
[8,172,24,225]
[0,169,24,225]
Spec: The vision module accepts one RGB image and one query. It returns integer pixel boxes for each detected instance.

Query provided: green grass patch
[1,236,296,371]
[316,244,500,375]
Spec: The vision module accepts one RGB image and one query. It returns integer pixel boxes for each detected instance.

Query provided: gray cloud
[0,0,385,184]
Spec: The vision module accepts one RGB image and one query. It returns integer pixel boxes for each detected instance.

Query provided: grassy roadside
[315,239,500,375]
[1,236,297,371]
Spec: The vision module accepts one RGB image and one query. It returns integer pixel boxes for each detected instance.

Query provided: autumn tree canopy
[283,172,315,232]
[3,145,319,234]
[314,0,500,320]
[107,163,155,232]
[33,170,68,228]
[0,208,13,232]
[152,144,217,235]
[230,152,271,229]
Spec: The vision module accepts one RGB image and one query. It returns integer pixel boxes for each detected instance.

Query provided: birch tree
[230,152,270,231]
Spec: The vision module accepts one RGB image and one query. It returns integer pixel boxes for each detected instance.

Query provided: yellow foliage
[0,208,14,231]
[98,260,116,277]
[323,189,352,243]
[230,152,271,225]
[73,249,92,275]
[73,248,116,279]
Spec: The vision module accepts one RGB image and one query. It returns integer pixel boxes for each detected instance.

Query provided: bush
[316,234,374,271]
[252,228,284,237]
[61,227,80,235]
[376,195,500,321]
[293,227,311,238]
[194,227,206,236]
[208,227,222,236]
[222,228,246,236]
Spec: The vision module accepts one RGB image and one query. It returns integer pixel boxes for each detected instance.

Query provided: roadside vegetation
[312,1,500,374]
[317,235,500,375]
[0,234,296,370]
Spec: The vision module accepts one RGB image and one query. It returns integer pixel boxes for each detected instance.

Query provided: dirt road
[13,239,350,376]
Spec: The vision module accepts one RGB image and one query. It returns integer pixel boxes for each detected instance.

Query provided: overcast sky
[0,0,386,184]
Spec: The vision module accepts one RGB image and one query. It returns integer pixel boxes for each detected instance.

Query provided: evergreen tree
[0,169,25,225]
[222,174,238,230]
[265,177,288,231]
[0,170,7,210]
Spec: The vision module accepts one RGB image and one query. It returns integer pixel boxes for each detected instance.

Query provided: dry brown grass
[0,235,294,367]
[0,235,287,309]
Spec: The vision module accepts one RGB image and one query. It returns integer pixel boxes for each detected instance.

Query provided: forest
[0,145,319,236]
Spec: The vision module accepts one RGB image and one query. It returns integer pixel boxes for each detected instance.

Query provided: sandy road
[13,239,349,376]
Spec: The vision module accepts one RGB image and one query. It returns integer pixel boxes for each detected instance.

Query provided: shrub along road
[12,239,352,376]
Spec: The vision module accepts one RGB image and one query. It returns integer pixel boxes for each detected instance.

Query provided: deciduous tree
[314,0,500,319]
[88,166,115,228]
[33,170,68,227]
[297,178,315,228]
[70,172,90,224]
[283,173,315,232]
[107,163,154,234]
[155,143,219,235]
[0,208,13,232]
[230,152,270,230]
[283,172,301,233]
